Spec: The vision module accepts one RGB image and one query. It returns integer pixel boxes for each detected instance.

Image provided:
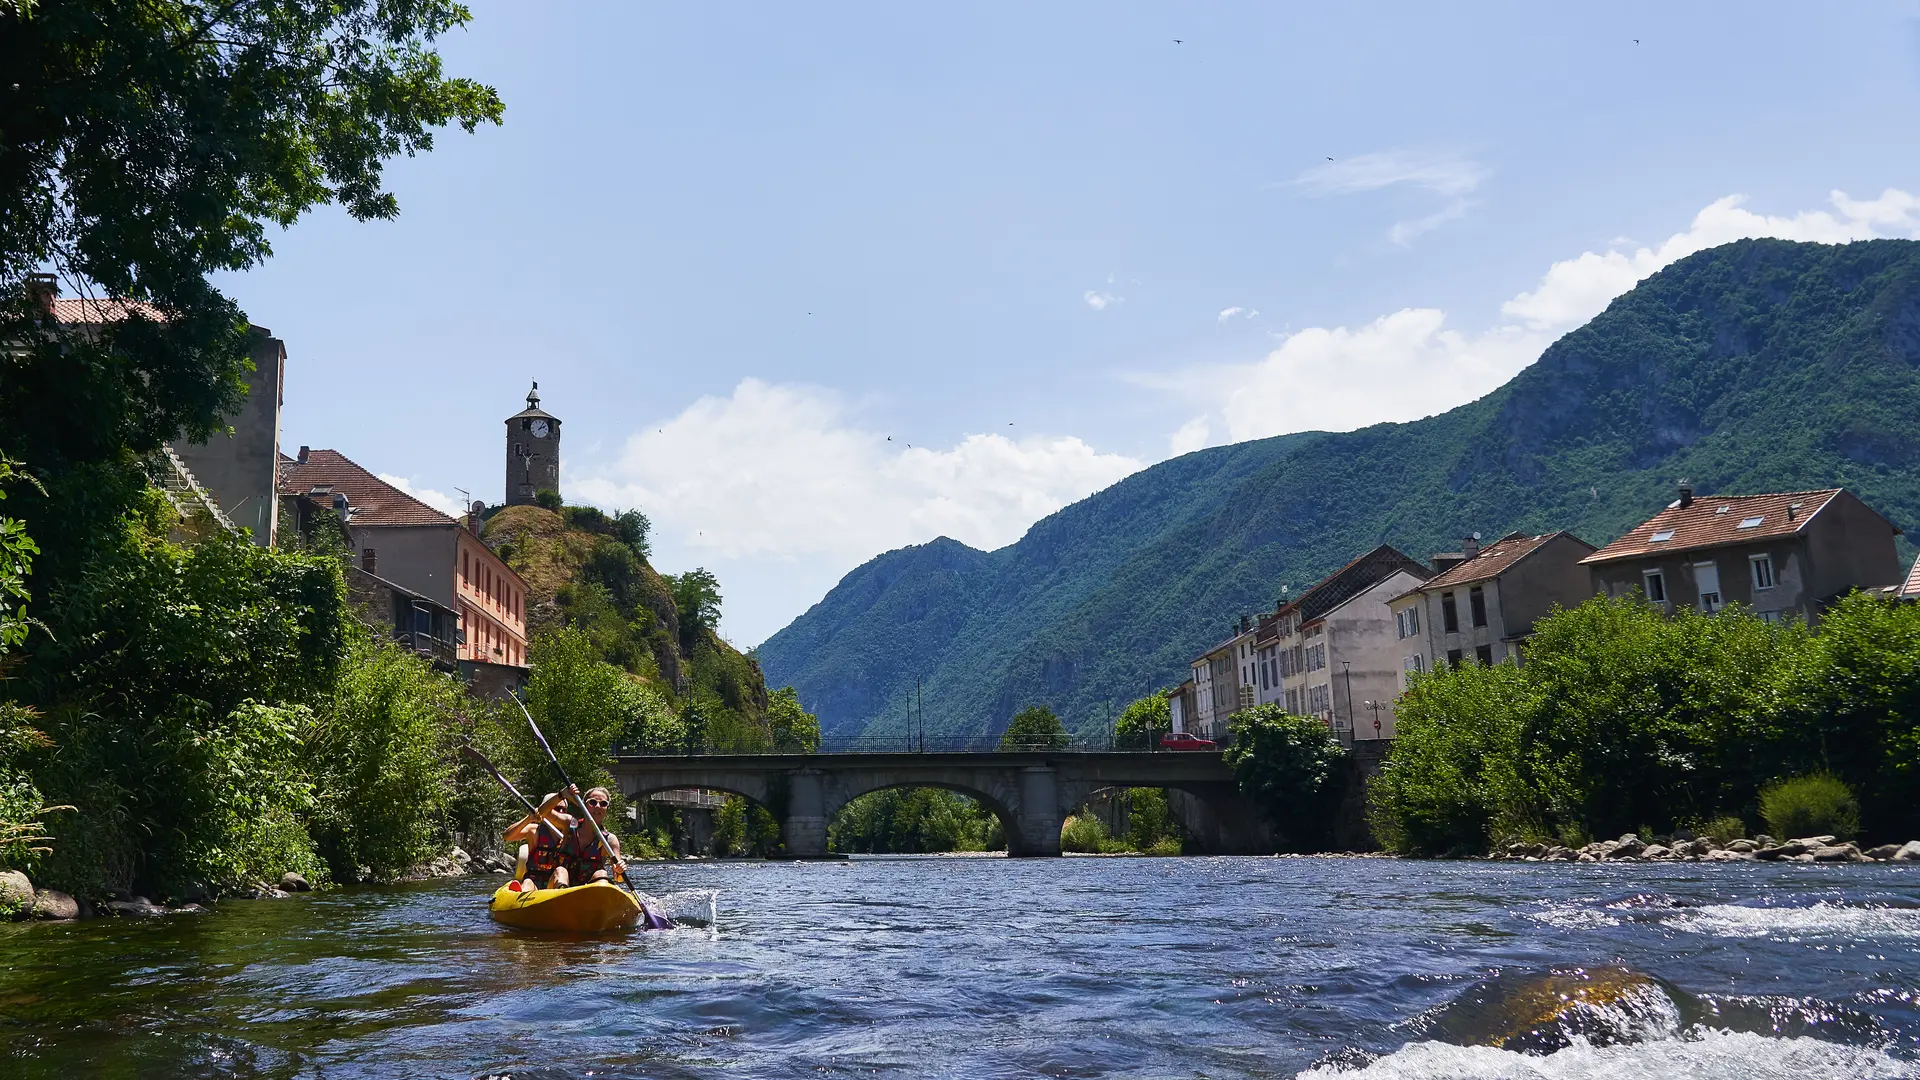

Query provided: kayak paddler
[562,786,626,886]
[504,789,575,892]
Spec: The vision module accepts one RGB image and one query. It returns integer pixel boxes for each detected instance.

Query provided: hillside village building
[280,448,530,672]
[1582,487,1903,623]
[1386,530,1597,678]
[1266,545,1431,741]
[25,274,286,544]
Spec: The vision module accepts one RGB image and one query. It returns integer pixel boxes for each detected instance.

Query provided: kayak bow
[488,880,640,933]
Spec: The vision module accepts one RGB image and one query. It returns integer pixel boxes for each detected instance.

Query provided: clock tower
[505,381,561,506]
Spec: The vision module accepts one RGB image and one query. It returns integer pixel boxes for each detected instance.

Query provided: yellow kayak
[488,880,641,933]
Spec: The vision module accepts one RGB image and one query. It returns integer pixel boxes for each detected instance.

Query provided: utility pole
[1342,661,1355,746]
[916,677,925,752]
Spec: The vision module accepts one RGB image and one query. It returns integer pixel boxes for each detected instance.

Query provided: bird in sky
[1633,38,1639,44]
[1173,39,1182,44]
[1326,156,1334,161]
[886,436,892,441]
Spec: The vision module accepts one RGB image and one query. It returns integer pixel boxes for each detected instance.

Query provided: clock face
[530,419,550,438]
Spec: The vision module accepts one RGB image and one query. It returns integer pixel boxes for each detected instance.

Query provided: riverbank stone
[1812,843,1864,863]
[105,897,160,918]
[32,889,78,920]
[240,882,290,900]
[0,869,33,917]
[280,872,311,892]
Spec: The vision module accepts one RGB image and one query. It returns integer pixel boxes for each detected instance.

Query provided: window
[1446,648,1463,667]
[1442,593,1459,633]
[1404,654,1424,673]
[463,550,470,582]
[1695,560,1723,613]
[1407,605,1419,637]
[1285,688,1299,714]
[1642,570,1667,603]
[1737,516,1764,530]
[1469,586,1488,628]
[1306,643,1327,671]
[1757,610,1782,625]
[1649,529,1676,542]
[1395,606,1421,640]
[1476,644,1494,666]
[1751,554,1776,590]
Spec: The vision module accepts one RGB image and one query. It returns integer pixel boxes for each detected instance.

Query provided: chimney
[1787,501,1802,522]
[362,548,378,576]
[1677,481,1694,508]
[297,445,310,464]
[1462,533,1481,560]
[24,273,56,315]
[469,500,486,535]
[332,492,350,522]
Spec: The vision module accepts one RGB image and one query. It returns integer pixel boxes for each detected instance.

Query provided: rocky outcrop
[0,870,33,916]
[1489,832,1920,864]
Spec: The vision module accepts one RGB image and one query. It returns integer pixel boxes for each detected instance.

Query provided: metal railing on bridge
[614,729,1220,756]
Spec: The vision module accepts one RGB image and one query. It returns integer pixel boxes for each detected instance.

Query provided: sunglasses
[585,799,609,808]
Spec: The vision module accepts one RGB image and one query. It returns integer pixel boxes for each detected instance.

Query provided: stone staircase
[149,443,238,535]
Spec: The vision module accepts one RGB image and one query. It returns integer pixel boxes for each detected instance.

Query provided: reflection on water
[0,859,1916,1078]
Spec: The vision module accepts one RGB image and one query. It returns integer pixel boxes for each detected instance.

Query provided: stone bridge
[610,751,1272,857]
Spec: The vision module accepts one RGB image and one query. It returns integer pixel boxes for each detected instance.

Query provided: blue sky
[220,2,1920,646]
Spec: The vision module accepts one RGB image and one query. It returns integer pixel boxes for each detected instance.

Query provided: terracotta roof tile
[1415,531,1590,591]
[1902,554,1920,599]
[48,297,167,323]
[1580,489,1859,565]
[278,449,458,528]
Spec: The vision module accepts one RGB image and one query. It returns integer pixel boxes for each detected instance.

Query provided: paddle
[460,743,558,828]
[506,689,635,896]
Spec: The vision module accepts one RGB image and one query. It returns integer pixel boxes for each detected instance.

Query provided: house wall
[1386,592,1430,689]
[1324,570,1425,740]
[348,525,457,608]
[456,527,529,667]
[1803,492,1904,601]
[174,330,284,544]
[1591,540,1810,619]
[1423,577,1512,667]
[1497,534,1600,636]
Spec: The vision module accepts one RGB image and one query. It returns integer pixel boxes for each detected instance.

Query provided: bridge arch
[822,779,1019,854]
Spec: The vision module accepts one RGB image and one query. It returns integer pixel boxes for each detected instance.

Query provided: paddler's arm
[503,791,575,845]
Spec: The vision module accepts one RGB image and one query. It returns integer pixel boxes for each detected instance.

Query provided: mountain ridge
[759,238,1920,739]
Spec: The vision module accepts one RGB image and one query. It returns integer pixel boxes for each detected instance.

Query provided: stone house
[1267,545,1432,742]
[1385,530,1598,678]
[1166,678,1197,735]
[280,448,530,670]
[28,275,286,544]
[1581,486,1903,623]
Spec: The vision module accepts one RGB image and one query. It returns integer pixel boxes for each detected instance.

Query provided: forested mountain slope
[758,239,1920,739]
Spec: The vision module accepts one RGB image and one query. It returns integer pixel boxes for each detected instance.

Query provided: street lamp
[1362,699,1386,739]
[1341,661,1354,733]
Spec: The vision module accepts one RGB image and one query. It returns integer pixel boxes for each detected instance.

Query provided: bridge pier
[780,769,832,858]
[1009,766,1063,857]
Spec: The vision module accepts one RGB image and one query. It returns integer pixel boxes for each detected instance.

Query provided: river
[2,856,1917,1078]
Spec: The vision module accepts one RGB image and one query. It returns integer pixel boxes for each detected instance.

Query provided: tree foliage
[1222,705,1347,851]
[768,686,821,753]
[667,567,723,647]
[830,787,1001,854]
[1369,594,1920,854]
[1113,691,1170,750]
[999,704,1068,751]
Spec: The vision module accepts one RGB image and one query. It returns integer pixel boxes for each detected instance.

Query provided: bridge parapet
[609,751,1269,857]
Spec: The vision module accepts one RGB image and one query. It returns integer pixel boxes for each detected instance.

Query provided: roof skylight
[1738,516,1765,529]
[1649,529,1676,542]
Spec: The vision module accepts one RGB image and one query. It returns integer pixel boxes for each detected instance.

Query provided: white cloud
[1217,306,1244,322]
[1502,189,1920,329]
[571,379,1144,563]
[1292,150,1488,246]
[1177,187,1920,444]
[1388,199,1473,246]
[1085,289,1121,310]
[1169,416,1213,456]
[1292,151,1488,198]
[379,474,466,516]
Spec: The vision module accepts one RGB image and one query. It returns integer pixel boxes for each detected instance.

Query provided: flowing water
[2,856,1918,1078]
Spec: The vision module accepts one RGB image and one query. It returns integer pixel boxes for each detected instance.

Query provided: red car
[1159,731,1216,751]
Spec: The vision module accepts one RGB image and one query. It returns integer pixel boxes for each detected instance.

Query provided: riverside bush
[1759,774,1860,841]
[1368,594,1920,854]
[1224,705,1346,851]
[1059,813,1127,854]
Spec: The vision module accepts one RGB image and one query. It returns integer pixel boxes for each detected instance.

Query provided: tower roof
[507,380,558,422]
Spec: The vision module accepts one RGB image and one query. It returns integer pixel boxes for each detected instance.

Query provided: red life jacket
[562,819,609,878]
[529,819,569,876]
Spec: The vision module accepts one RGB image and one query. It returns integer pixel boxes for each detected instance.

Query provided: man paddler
[504,789,574,892]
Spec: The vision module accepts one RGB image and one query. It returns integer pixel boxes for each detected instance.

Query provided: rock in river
[0,869,33,917]
[32,889,79,920]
